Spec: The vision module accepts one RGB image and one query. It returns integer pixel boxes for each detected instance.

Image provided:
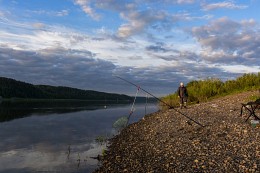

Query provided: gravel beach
[94,91,260,173]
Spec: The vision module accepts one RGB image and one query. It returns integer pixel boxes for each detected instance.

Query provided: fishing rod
[116,76,204,127]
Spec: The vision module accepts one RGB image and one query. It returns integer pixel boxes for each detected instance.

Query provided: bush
[162,72,260,108]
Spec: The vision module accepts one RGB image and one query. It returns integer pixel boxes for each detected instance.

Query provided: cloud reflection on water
[0,102,158,173]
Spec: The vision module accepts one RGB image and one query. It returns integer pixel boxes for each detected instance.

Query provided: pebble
[94,91,260,173]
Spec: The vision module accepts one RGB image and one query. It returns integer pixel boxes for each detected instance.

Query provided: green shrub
[162,72,260,107]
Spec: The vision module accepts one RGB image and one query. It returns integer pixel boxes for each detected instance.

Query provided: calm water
[0,100,158,173]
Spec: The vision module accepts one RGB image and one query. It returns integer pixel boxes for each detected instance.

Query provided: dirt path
[94,91,260,172]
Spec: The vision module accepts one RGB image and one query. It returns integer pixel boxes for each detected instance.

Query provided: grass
[161,73,260,108]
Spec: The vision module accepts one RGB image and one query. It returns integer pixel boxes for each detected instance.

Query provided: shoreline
[94,91,259,172]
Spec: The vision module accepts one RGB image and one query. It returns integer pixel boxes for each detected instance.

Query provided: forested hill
[0,77,131,101]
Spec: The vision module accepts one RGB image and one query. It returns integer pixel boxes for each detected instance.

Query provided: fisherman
[177,82,188,109]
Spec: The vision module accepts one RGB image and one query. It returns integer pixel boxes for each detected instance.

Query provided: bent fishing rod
[116,76,204,127]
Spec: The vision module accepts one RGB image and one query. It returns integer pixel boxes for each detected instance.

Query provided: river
[0,100,159,173]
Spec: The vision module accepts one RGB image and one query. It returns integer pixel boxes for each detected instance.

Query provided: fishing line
[116,76,204,127]
[126,87,140,125]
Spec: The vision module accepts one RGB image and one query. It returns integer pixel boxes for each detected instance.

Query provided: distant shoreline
[0,97,158,103]
[1,98,131,102]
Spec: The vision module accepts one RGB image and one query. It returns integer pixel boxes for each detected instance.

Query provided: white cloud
[176,0,194,4]
[202,1,248,11]
[72,0,200,38]
[144,0,195,4]
[117,10,169,38]
[56,10,69,16]
[241,19,256,27]
[73,0,100,20]
[221,65,260,74]
[28,9,69,17]
[172,12,213,21]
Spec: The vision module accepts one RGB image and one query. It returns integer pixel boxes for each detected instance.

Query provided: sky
[0,0,259,96]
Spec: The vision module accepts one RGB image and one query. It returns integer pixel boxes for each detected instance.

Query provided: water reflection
[0,100,130,122]
[0,101,158,173]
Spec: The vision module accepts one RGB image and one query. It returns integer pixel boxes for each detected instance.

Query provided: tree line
[0,77,131,101]
[162,73,260,107]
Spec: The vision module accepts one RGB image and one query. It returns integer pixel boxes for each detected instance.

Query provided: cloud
[72,0,198,38]
[0,43,256,97]
[1,1,259,96]
[95,0,136,12]
[192,17,241,39]
[117,10,169,38]
[191,17,260,65]
[127,56,143,60]
[92,1,210,38]
[0,47,116,90]
[145,42,170,53]
[118,11,165,37]
[114,60,233,95]
[221,64,260,74]
[32,23,45,29]
[0,44,225,96]
[0,17,145,68]
[0,46,174,96]
[28,9,69,17]
[71,0,214,39]
[176,0,194,4]
[172,12,213,21]
[144,0,195,4]
[0,11,4,17]
[202,1,248,11]
[56,10,69,16]
[73,0,100,20]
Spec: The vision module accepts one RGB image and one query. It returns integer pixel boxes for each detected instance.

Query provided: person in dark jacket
[177,82,188,109]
